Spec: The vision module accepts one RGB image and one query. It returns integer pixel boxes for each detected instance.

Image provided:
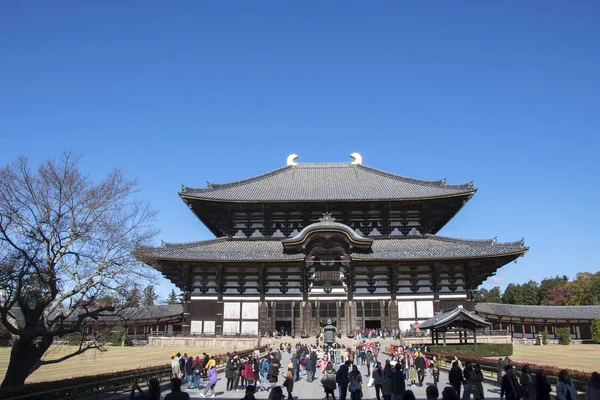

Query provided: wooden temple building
[136,154,528,337]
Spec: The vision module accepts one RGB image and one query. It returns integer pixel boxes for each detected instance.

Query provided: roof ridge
[427,234,526,248]
[480,302,600,309]
[357,165,475,191]
[181,166,292,193]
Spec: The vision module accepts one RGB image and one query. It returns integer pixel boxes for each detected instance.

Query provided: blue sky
[1,1,599,300]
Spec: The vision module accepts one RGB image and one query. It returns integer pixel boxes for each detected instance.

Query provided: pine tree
[124,285,141,308]
[167,289,178,305]
[143,285,158,307]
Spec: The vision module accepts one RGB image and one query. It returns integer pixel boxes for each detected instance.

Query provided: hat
[172,352,177,357]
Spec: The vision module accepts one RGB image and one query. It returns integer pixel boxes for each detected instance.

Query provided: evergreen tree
[124,285,141,308]
[167,289,178,305]
[502,283,524,304]
[143,285,159,307]
[474,286,502,303]
[521,280,540,305]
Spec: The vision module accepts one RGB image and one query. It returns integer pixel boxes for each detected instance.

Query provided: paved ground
[170,353,502,400]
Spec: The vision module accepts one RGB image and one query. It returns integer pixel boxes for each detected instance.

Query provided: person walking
[283,368,294,400]
[337,360,350,400]
[200,364,218,398]
[391,362,406,400]
[366,350,374,377]
[382,361,393,400]
[349,364,363,400]
[322,362,337,400]
[268,361,280,390]
[373,361,385,400]
[414,352,426,387]
[556,370,577,400]
[520,365,535,400]
[469,364,485,400]
[432,356,440,387]
[501,365,522,400]
[306,353,316,382]
[449,361,463,399]
[185,356,194,389]
[534,370,551,400]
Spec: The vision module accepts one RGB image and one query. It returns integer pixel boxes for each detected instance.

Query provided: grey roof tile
[180,163,475,202]
[420,306,491,329]
[136,235,527,263]
[475,303,600,320]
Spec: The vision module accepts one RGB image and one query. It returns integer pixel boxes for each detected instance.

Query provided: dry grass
[511,344,600,372]
[0,345,228,384]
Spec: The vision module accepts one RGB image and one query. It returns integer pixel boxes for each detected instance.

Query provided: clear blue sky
[1,1,599,300]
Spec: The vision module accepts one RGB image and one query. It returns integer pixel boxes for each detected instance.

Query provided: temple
[135,154,528,337]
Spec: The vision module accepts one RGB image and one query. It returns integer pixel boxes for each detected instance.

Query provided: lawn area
[0,345,229,384]
[511,344,600,372]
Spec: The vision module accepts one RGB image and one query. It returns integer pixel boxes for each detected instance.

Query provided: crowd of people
[130,342,600,400]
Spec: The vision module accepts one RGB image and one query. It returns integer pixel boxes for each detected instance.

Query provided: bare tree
[0,152,157,388]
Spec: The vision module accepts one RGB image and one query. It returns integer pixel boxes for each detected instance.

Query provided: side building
[135,154,528,337]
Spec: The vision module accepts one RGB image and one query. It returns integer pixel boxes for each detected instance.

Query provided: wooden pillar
[473,329,477,344]
[134,326,137,339]
[521,321,526,338]
[459,330,463,344]
[443,331,447,346]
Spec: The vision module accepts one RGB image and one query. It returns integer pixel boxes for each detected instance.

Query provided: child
[409,364,417,387]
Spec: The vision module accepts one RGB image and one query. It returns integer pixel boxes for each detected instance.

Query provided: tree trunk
[1,335,52,388]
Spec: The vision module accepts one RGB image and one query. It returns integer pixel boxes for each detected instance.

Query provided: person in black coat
[337,361,350,400]
[414,353,426,387]
[226,358,237,391]
[501,365,522,400]
[534,369,551,400]
[448,361,464,399]
[306,356,316,382]
[391,363,406,400]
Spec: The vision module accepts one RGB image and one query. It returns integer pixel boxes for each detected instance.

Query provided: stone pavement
[170,353,503,400]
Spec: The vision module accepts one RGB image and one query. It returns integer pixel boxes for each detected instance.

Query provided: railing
[149,331,260,338]
[401,329,510,338]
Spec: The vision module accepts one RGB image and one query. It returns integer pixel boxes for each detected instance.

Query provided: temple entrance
[275,320,292,336]
[320,320,336,327]
[365,320,381,330]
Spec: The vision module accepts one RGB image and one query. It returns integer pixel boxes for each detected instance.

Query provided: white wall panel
[416,301,434,318]
[203,320,215,334]
[397,301,415,319]
[223,321,240,334]
[191,320,202,333]
[241,321,259,335]
[242,302,259,319]
[224,302,241,319]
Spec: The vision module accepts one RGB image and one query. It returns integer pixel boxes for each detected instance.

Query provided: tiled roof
[8,304,183,323]
[136,235,527,263]
[419,306,491,329]
[475,303,600,320]
[180,163,476,202]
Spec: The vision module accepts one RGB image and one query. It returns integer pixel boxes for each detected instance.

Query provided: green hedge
[429,343,513,357]
[556,327,571,345]
[591,319,600,344]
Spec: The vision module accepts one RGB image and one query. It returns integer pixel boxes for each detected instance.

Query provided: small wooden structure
[420,305,491,345]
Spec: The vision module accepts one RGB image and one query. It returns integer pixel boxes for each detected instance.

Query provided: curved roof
[180,163,476,202]
[475,303,600,320]
[420,306,491,329]
[281,214,374,250]
[135,234,527,263]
